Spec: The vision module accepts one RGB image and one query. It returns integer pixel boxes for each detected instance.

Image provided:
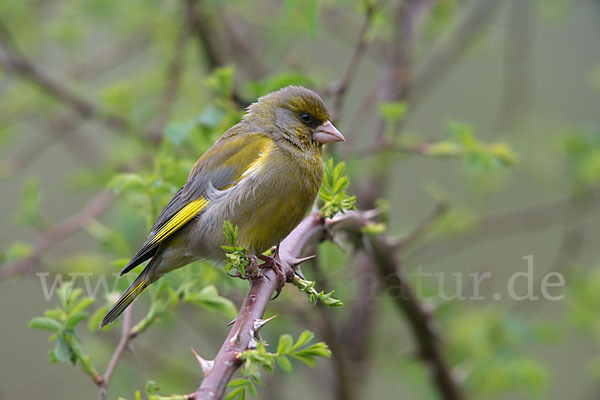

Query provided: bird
[100,86,344,328]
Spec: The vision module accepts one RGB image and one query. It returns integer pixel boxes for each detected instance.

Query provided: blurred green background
[1,0,600,399]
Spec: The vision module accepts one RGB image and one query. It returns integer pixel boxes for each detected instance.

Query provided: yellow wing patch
[237,140,276,182]
[149,197,209,245]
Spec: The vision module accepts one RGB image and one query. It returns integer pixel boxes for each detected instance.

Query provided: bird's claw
[257,254,288,299]
[227,252,288,299]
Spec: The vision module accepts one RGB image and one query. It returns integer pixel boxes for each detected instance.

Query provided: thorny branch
[193,207,462,400]
[98,307,134,400]
[194,212,325,400]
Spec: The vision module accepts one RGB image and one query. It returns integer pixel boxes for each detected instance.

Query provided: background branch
[0,21,129,133]
[0,191,115,279]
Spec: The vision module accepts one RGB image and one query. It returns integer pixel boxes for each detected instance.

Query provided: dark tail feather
[100,268,150,328]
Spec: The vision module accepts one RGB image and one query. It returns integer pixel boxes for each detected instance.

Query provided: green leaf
[276,355,292,373]
[165,120,197,146]
[89,305,111,331]
[206,65,235,98]
[71,297,94,314]
[145,380,160,394]
[319,159,356,219]
[53,333,74,364]
[44,307,65,321]
[291,330,314,351]
[197,105,226,129]
[185,285,238,318]
[3,241,33,262]
[107,173,146,194]
[277,334,293,355]
[64,311,88,329]
[29,317,63,332]
[228,379,250,388]
[378,101,408,122]
[224,387,246,400]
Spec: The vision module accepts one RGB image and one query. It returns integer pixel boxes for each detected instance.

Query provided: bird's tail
[100,267,151,328]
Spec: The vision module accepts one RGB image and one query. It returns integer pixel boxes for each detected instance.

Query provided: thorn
[248,337,258,349]
[191,348,214,376]
[253,315,277,332]
[229,326,242,345]
[289,255,316,266]
[226,318,236,326]
[294,267,306,280]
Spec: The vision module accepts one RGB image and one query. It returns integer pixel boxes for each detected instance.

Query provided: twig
[363,233,463,400]
[145,20,190,144]
[411,186,600,265]
[495,0,534,131]
[356,0,432,208]
[0,191,115,279]
[0,115,83,177]
[334,210,463,400]
[411,0,501,100]
[184,0,222,71]
[392,200,450,249]
[309,255,357,400]
[319,209,463,400]
[0,20,129,133]
[220,9,267,80]
[184,0,249,108]
[98,306,134,400]
[328,2,377,121]
[69,32,150,80]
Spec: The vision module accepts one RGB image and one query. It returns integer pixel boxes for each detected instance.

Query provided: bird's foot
[257,254,290,299]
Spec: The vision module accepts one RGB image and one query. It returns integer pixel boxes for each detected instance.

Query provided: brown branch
[0,191,115,279]
[193,267,280,399]
[98,306,134,400]
[364,233,463,400]
[69,32,150,80]
[192,206,461,400]
[334,211,463,400]
[194,212,324,399]
[184,0,249,108]
[0,21,129,133]
[357,0,431,207]
[309,255,358,400]
[411,186,600,266]
[184,0,222,71]
[220,9,267,80]
[411,0,501,101]
[328,2,377,122]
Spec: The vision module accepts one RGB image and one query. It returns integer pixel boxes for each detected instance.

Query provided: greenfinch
[101,86,344,327]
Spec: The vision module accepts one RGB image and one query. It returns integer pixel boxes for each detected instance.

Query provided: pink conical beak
[313,121,345,144]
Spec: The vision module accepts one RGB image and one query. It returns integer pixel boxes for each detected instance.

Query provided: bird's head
[246,86,345,150]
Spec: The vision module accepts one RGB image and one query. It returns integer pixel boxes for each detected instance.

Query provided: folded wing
[119,132,274,275]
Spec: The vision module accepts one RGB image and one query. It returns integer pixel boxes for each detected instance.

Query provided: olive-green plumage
[101,86,344,328]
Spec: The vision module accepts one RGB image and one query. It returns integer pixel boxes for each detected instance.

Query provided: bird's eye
[300,112,313,123]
